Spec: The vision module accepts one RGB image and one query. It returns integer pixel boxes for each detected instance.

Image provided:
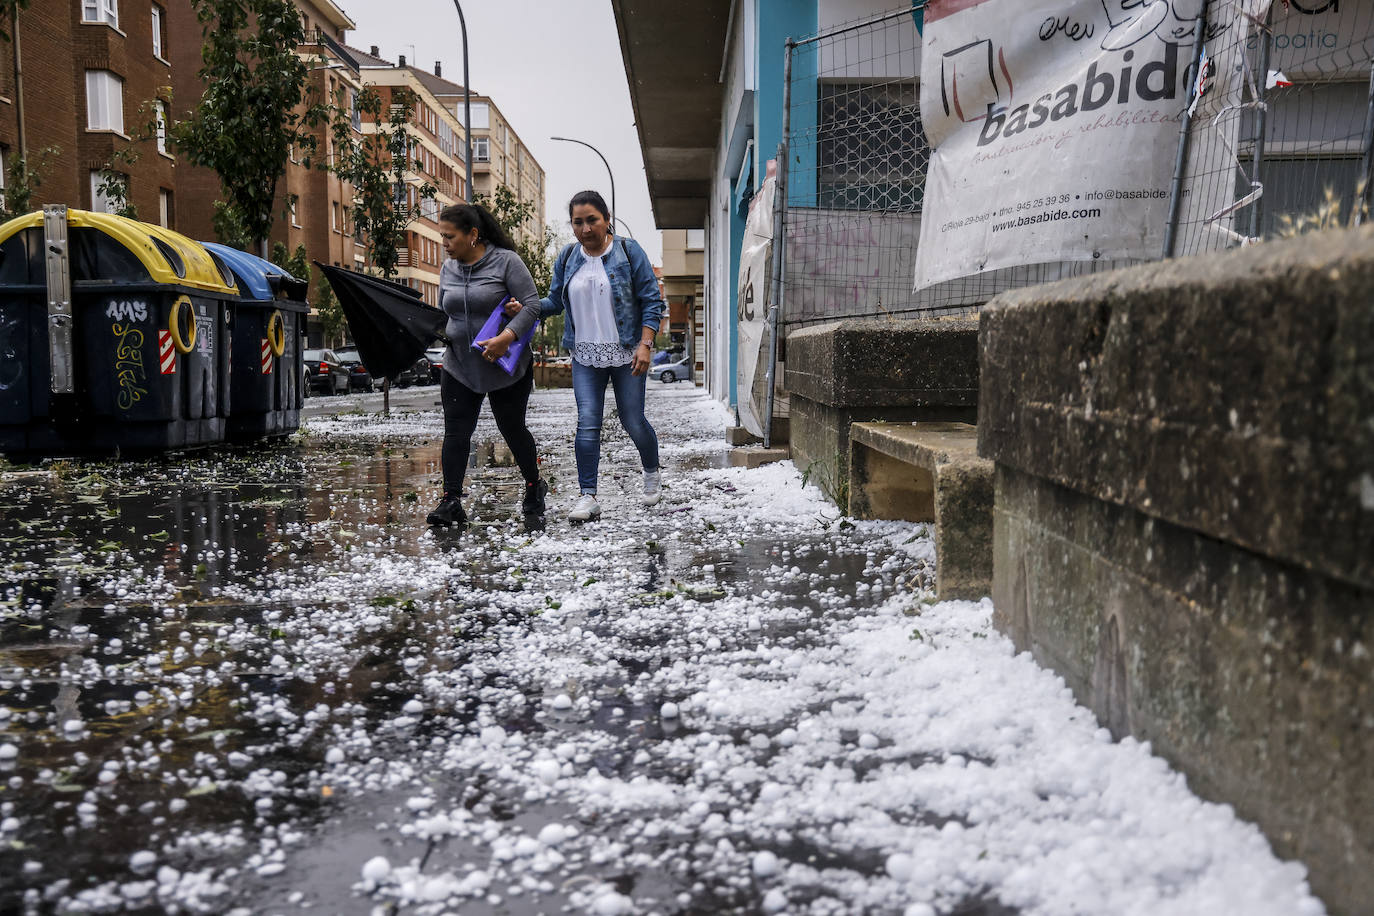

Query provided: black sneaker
[521,478,548,516]
[426,494,466,527]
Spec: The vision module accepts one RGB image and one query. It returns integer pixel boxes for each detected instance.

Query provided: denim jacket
[539,236,663,350]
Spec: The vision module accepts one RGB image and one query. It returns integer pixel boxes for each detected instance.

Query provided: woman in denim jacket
[536,190,664,521]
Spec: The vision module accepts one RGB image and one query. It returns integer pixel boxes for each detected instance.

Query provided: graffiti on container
[112,322,148,410]
[195,304,215,356]
[105,300,149,323]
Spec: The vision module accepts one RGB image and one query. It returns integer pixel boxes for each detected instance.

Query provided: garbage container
[201,243,309,441]
[0,206,237,454]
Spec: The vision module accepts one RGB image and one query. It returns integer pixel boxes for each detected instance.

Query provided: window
[155,100,168,154]
[290,200,300,227]
[686,229,705,250]
[90,171,113,213]
[150,4,165,58]
[82,0,118,27]
[473,137,489,162]
[159,189,173,227]
[331,201,340,231]
[817,79,925,211]
[0,145,7,191]
[466,102,489,130]
[86,70,125,133]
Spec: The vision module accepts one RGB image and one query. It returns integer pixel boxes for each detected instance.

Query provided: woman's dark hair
[438,203,516,251]
[568,190,610,222]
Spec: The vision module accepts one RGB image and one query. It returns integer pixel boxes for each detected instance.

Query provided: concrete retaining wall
[785,319,979,504]
[979,225,1374,915]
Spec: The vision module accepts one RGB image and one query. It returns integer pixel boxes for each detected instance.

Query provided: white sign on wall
[914,0,1203,289]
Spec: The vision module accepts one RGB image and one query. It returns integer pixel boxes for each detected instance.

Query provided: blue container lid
[201,242,305,302]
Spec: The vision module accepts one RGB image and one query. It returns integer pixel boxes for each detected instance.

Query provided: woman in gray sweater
[426,203,546,527]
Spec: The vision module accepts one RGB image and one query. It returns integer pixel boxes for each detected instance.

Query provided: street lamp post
[551,136,615,223]
[453,1,473,202]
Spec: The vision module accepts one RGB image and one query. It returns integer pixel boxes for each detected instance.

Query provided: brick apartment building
[1,0,175,223]
[344,45,471,308]
[408,63,546,245]
[0,2,534,345]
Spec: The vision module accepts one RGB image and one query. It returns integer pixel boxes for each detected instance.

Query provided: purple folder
[471,296,538,375]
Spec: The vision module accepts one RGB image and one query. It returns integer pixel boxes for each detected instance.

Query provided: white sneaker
[568,493,601,521]
[643,469,662,506]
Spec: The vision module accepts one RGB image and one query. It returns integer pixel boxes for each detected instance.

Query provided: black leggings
[439,366,539,495]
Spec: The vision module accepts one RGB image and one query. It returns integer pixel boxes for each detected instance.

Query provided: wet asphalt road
[0,382,948,915]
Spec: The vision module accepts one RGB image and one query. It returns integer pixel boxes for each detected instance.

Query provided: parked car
[424,346,446,384]
[303,348,350,396]
[652,347,683,366]
[393,355,433,388]
[652,355,693,383]
[334,347,374,393]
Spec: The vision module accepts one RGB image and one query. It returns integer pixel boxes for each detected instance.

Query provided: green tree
[0,146,57,222]
[270,241,309,279]
[94,170,137,220]
[475,185,556,295]
[169,0,325,254]
[313,281,345,345]
[474,186,564,357]
[329,85,434,278]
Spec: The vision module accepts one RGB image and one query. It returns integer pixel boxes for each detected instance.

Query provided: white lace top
[568,241,633,368]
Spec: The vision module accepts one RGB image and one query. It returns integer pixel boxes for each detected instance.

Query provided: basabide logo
[977,41,1181,146]
[931,0,1199,149]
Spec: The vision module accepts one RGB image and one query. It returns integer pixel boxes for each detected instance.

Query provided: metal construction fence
[772,1,1374,332]
[1167,0,1374,256]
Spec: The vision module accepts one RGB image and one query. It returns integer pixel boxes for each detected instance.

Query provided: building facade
[613,0,913,408]
[659,228,706,382]
[415,71,546,245]
[345,47,471,307]
[1,0,176,223]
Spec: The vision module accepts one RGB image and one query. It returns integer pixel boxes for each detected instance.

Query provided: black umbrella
[315,262,447,381]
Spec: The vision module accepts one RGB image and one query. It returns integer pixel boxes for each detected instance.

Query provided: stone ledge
[849,422,993,599]
[786,318,979,409]
[978,224,1374,591]
[727,446,790,469]
[993,464,1373,916]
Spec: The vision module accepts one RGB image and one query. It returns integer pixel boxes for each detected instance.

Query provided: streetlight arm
[454,1,473,202]
[551,135,615,225]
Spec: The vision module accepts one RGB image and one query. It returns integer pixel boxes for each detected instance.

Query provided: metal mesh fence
[1168,0,1374,256]
[779,5,1139,331]
[775,1,1373,332]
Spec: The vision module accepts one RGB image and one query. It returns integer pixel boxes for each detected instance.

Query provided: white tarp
[914,0,1203,289]
[736,173,775,439]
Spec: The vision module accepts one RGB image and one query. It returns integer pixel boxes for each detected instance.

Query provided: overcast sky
[336,0,663,265]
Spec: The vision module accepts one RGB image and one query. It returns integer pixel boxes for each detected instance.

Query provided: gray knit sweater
[440,246,541,392]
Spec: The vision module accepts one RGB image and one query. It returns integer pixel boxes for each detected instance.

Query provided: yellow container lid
[0,208,237,294]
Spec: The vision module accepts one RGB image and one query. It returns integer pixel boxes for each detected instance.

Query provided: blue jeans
[571,360,659,494]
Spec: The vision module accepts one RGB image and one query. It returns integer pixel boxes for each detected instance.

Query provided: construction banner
[736,171,776,439]
[914,0,1203,289]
